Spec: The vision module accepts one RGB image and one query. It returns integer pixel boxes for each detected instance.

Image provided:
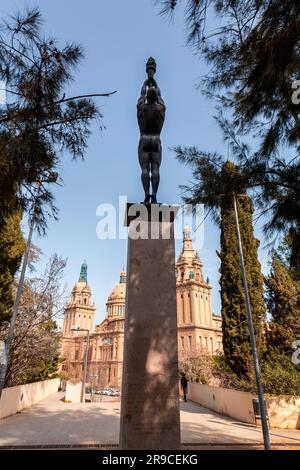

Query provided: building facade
[176,227,223,357]
[61,265,125,389]
[61,229,222,389]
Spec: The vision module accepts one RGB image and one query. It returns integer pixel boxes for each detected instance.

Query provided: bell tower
[62,260,96,337]
[176,227,219,352]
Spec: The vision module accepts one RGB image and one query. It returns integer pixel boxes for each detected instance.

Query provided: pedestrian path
[0,392,299,449]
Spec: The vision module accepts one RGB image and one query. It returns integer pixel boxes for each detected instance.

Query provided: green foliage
[0,209,25,325]
[232,356,300,396]
[210,353,300,396]
[219,162,266,379]
[155,0,300,267]
[176,157,267,379]
[9,319,63,386]
[261,358,300,396]
[265,251,300,356]
[0,6,107,327]
[27,356,62,383]
[156,1,300,155]
[281,230,300,281]
[0,253,67,387]
[0,7,103,232]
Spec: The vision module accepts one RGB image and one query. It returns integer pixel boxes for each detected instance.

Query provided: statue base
[119,203,180,450]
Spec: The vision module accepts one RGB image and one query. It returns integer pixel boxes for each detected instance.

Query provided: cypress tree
[0,208,25,325]
[219,162,266,379]
[265,252,300,357]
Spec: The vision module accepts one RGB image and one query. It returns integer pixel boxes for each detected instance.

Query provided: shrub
[229,355,300,396]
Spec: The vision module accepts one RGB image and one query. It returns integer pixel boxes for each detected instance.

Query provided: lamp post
[233,194,271,450]
[90,374,98,402]
[71,327,90,403]
[0,172,59,401]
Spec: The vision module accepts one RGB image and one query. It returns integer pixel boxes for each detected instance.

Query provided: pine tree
[0,7,114,324]
[265,252,300,357]
[0,8,104,231]
[155,1,300,264]
[219,162,266,379]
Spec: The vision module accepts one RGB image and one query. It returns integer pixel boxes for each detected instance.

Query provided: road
[0,392,299,449]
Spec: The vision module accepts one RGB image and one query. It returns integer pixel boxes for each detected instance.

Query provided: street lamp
[71,326,90,403]
[90,374,98,402]
[0,172,59,400]
[233,194,271,450]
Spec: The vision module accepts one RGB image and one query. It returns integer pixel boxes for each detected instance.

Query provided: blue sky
[1,0,270,324]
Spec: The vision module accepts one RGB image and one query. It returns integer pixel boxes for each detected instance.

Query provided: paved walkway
[0,392,299,449]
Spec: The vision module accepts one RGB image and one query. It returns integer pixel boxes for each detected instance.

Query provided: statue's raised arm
[137,79,148,108]
[149,77,165,109]
[137,58,166,204]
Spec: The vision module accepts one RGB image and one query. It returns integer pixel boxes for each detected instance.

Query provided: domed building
[61,266,126,389]
[89,271,126,388]
[61,230,222,390]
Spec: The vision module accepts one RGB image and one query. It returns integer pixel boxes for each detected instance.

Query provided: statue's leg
[150,142,162,203]
[138,140,151,202]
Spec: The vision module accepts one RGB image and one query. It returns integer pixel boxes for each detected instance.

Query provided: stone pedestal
[119,204,180,450]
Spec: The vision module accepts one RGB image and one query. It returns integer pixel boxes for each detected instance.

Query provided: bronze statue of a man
[137,57,166,204]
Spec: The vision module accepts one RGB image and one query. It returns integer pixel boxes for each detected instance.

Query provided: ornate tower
[62,260,96,337]
[176,227,222,353]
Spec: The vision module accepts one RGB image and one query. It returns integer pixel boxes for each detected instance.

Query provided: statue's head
[147,86,158,104]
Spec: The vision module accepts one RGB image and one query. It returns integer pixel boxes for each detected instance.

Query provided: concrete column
[119,205,180,450]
